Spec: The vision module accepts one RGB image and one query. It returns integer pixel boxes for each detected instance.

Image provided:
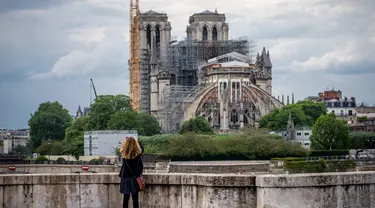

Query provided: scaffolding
[140,48,151,113]
[159,37,255,87]
[155,37,255,132]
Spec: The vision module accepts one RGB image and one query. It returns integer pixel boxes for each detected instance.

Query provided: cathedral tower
[139,11,172,113]
[186,10,229,41]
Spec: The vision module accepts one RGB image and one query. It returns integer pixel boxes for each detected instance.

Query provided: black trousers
[123,192,139,208]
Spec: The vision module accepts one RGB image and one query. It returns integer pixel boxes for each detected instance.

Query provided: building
[0,129,29,154]
[271,112,312,149]
[83,130,138,156]
[350,113,375,133]
[137,9,282,132]
[306,89,357,124]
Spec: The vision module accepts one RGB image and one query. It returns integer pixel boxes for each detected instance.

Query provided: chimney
[282,95,285,104]
[287,95,290,105]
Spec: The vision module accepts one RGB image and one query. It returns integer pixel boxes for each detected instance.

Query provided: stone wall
[1,171,375,208]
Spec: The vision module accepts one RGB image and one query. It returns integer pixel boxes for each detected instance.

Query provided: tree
[28,101,72,149]
[259,101,327,131]
[357,116,368,123]
[107,111,161,136]
[296,101,327,125]
[310,113,349,150]
[86,95,131,130]
[36,140,65,155]
[179,116,214,135]
[350,132,375,149]
[63,117,89,159]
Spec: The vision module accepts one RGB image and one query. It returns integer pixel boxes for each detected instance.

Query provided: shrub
[271,157,305,162]
[160,132,309,160]
[350,132,375,149]
[36,156,48,161]
[89,158,104,165]
[179,116,214,135]
[285,159,356,173]
[56,157,66,163]
[139,134,176,154]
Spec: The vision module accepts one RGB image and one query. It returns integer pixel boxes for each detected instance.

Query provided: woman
[119,137,144,208]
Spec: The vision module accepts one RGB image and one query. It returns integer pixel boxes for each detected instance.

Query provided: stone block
[80,184,109,208]
[256,171,375,188]
[80,173,119,184]
[3,185,33,208]
[32,174,80,185]
[182,174,256,187]
[2,174,32,185]
[32,184,80,208]
[144,173,182,185]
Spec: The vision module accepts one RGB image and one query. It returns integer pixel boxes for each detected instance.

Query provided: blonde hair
[120,137,142,159]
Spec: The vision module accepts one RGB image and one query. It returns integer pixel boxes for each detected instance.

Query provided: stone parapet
[1,172,375,207]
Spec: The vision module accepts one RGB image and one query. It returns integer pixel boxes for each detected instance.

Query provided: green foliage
[35,156,48,161]
[86,95,131,130]
[62,116,88,159]
[285,159,356,173]
[259,101,326,131]
[179,116,214,135]
[89,158,104,164]
[271,157,305,161]
[28,101,72,148]
[0,140,3,147]
[357,116,368,123]
[36,140,65,155]
[56,157,66,164]
[311,113,350,150]
[139,134,175,154]
[309,150,349,156]
[12,144,32,155]
[145,132,309,160]
[350,132,375,149]
[108,111,161,136]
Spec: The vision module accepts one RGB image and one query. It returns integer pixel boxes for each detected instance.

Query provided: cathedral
[137,10,283,133]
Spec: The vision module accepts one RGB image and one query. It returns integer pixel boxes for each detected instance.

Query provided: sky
[0,0,374,129]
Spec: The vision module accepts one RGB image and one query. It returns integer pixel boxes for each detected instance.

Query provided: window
[304,132,309,136]
[297,132,301,136]
[155,25,161,46]
[348,110,353,116]
[146,25,151,47]
[340,110,344,116]
[212,27,218,40]
[202,26,208,41]
[304,143,310,146]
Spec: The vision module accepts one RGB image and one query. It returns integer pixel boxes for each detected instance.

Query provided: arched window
[212,27,218,41]
[244,109,249,124]
[156,25,161,46]
[146,25,151,47]
[231,109,238,123]
[202,26,208,41]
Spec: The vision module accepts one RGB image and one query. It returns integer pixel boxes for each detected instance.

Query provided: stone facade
[183,51,282,131]
[2,172,375,207]
[186,10,229,41]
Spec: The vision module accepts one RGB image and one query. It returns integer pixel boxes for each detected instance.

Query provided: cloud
[0,0,374,128]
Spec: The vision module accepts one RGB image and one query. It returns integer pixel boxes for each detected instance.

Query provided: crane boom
[129,0,141,111]
[90,79,98,99]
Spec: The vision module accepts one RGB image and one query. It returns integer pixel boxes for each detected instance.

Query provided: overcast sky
[0,0,374,129]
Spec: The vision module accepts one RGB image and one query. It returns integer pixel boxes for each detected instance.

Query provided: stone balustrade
[1,171,375,207]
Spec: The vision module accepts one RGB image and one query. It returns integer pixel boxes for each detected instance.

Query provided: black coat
[119,142,144,178]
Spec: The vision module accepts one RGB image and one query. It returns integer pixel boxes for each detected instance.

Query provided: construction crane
[129,0,141,111]
[90,78,98,99]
